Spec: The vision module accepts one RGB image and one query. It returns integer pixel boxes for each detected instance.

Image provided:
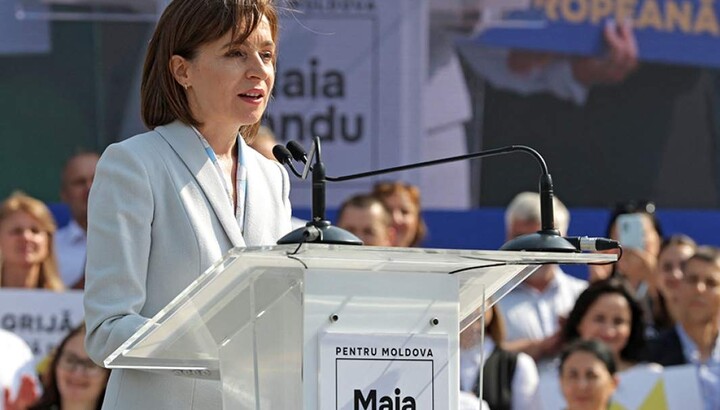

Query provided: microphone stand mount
[277,137,363,245]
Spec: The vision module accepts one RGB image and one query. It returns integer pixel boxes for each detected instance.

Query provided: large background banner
[268,0,427,208]
[477,0,720,68]
[0,289,84,362]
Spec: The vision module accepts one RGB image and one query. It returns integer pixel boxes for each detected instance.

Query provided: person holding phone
[589,201,663,335]
[590,201,662,287]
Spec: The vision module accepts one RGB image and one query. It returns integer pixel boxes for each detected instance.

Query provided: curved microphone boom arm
[276,138,597,252]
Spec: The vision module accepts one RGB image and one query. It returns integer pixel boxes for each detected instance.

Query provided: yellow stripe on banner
[609,400,628,410]
[639,379,669,410]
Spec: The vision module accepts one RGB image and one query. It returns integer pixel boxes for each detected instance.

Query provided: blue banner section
[295,206,720,279]
[475,0,720,68]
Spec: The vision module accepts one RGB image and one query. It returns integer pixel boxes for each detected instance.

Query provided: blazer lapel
[155,121,245,248]
[241,138,267,246]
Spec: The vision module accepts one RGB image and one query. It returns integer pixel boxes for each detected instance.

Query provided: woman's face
[56,333,108,404]
[384,191,419,247]
[0,211,49,269]
[577,293,631,359]
[560,351,617,410]
[677,258,720,325]
[656,243,695,294]
[179,16,275,130]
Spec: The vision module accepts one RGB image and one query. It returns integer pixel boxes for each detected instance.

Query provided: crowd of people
[457,192,720,410]
[1,1,719,409]
[0,151,108,409]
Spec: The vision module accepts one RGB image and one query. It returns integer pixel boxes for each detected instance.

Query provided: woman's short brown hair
[141,0,279,141]
[0,192,64,291]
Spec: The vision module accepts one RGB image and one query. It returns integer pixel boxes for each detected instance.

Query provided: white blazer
[84,121,292,410]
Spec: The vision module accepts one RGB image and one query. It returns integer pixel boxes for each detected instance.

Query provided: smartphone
[616,213,645,250]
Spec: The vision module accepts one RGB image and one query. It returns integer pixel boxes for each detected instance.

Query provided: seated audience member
[372,181,427,247]
[29,324,109,410]
[559,340,618,410]
[497,192,585,368]
[539,279,651,409]
[652,234,697,332]
[646,246,720,410]
[1,329,39,410]
[0,192,64,290]
[563,278,646,372]
[55,152,99,289]
[336,193,394,246]
[248,125,279,161]
[460,304,539,410]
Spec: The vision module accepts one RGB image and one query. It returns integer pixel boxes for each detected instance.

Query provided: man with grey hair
[498,192,586,370]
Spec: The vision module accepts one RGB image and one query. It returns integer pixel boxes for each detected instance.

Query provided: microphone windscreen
[272,145,293,164]
[286,141,307,162]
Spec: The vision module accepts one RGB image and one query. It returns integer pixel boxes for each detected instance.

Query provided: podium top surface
[104,244,615,371]
[241,243,616,267]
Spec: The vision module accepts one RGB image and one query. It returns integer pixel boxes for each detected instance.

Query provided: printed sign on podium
[319,333,449,410]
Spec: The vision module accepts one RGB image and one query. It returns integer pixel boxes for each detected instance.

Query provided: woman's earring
[183,83,189,90]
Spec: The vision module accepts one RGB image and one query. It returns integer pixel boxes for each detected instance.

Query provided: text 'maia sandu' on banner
[266,0,426,209]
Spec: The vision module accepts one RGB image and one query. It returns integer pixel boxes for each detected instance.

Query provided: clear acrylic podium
[104,244,614,409]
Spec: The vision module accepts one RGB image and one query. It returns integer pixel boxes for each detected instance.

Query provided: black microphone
[564,237,620,252]
[277,137,362,245]
[286,141,309,164]
[272,145,303,178]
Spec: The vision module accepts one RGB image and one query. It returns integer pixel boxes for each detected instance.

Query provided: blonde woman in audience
[29,324,109,410]
[559,340,618,410]
[372,181,427,247]
[0,192,64,290]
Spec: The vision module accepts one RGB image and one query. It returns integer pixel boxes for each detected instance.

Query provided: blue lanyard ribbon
[191,126,248,234]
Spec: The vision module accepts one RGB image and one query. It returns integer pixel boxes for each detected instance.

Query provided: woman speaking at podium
[83,1,291,409]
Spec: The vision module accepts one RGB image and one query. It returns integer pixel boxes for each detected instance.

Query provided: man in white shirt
[54,152,99,289]
[498,192,587,369]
